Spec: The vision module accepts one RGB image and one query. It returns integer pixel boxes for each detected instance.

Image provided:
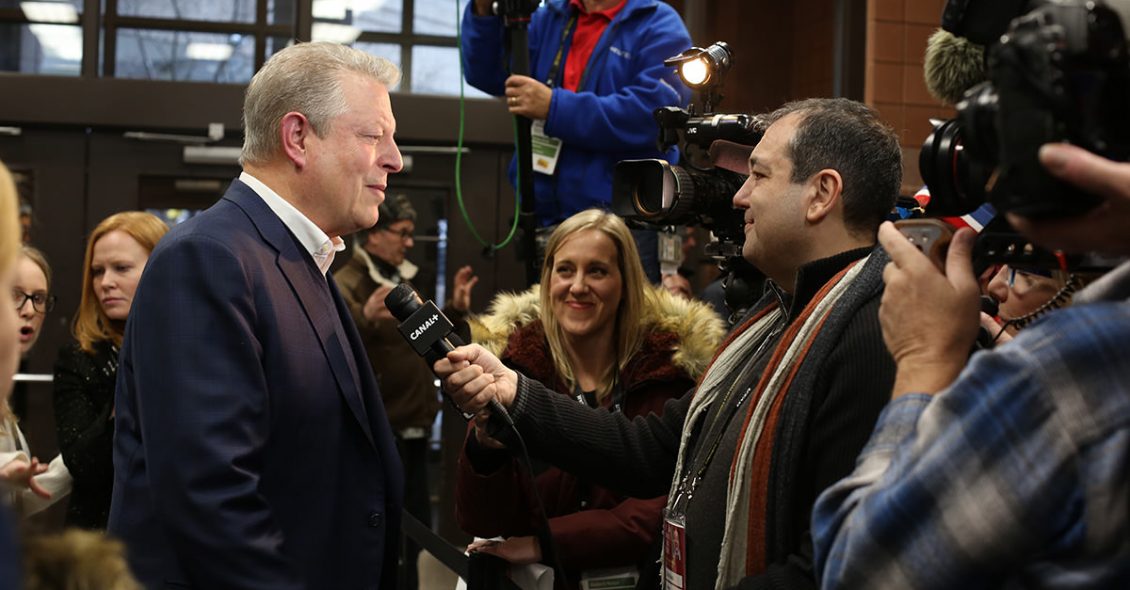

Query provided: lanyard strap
[545,15,578,88]
[678,319,785,497]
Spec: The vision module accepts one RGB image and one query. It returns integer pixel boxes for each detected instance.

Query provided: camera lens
[918,116,994,216]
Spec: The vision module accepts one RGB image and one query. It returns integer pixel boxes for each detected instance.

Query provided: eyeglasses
[381,227,414,241]
[1006,267,1057,297]
[12,289,56,314]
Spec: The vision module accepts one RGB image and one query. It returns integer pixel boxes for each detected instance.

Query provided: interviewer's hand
[504,76,552,120]
[467,536,542,565]
[433,344,518,414]
[879,222,981,398]
[1008,143,1130,255]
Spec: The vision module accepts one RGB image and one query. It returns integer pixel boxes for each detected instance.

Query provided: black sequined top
[53,340,117,530]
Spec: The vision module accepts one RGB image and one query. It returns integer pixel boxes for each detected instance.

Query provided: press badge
[531,120,563,175]
[662,510,687,590]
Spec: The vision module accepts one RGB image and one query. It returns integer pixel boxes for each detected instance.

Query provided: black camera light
[665,42,733,113]
[665,41,732,88]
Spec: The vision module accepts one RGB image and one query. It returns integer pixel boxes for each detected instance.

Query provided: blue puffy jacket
[461,0,692,226]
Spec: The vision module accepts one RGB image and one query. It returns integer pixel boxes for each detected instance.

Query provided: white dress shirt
[239,171,345,276]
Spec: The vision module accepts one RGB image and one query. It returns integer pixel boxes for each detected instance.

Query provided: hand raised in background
[450,266,479,312]
[363,285,395,323]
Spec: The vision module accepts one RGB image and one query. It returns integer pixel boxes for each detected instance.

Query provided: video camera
[611,41,763,258]
[920,0,1130,218]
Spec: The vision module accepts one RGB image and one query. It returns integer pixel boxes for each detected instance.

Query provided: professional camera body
[611,42,762,258]
[921,0,1130,218]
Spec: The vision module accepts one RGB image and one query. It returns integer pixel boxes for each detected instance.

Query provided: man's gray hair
[240,41,401,166]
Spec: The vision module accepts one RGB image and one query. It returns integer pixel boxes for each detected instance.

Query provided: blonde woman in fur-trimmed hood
[455,209,724,589]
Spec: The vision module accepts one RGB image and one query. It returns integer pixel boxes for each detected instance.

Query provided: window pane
[0,23,82,76]
[354,41,402,90]
[6,0,84,19]
[412,45,490,97]
[115,29,255,83]
[269,0,295,25]
[116,0,257,23]
[413,0,471,37]
[312,0,403,34]
[267,36,295,60]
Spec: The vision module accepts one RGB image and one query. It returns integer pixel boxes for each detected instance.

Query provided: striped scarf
[664,255,871,589]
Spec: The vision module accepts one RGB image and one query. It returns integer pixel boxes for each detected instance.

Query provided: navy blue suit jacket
[109,180,404,589]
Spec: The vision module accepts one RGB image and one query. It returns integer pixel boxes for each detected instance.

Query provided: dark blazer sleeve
[52,344,113,488]
[126,234,301,589]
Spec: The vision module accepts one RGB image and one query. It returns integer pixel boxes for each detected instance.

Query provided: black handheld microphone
[384,283,515,431]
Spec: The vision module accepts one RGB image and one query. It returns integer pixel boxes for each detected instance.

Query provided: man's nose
[384,140,404,173]
[987,277,1010,304]
[733,178,753,209]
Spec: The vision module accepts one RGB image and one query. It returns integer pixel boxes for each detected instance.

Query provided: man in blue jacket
[109,42,405,589]
[461,0,692,280]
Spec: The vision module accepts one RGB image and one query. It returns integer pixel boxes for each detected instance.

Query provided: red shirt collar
[568,0,627,19]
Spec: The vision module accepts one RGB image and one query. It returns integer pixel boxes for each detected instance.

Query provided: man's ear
[805,168,844,224]
[280,112,312,168]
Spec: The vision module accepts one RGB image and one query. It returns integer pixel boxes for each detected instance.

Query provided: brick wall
[866,0,955,194]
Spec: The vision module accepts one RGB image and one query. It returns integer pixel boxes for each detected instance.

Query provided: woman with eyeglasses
[53,211,167,529]
[14,246,54,358]
[0,168,71,517]
[9,246,56,422]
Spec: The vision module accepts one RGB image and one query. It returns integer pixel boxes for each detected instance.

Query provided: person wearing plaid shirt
[812,142,1130,589]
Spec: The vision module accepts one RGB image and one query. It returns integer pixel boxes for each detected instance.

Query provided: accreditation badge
[531,120,563,175]
[662,512,687,590]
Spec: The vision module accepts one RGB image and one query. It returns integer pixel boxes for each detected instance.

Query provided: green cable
[454,0,522,251]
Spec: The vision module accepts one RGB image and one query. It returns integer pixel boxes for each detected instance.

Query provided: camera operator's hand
[1008,143,1130,255]
[879,222,981,398]
[504,75,551,120]
[434,344,518,413]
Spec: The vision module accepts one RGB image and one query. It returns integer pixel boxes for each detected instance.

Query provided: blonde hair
[74,212,169,353]
[0,162,19,277]
[23,529,142,590]
[241,41,401,166]
[20,245,52,293]
[538,210,652,401]
[0,161,21,428]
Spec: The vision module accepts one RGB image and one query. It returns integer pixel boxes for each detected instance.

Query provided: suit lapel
[225,183,377,450]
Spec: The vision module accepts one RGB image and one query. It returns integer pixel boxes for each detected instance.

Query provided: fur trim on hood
[468,284,725,380]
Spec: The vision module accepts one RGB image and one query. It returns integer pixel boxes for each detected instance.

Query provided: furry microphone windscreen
[924,28,986,106]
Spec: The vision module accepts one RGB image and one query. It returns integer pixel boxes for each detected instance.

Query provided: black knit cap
[375,194,417,229]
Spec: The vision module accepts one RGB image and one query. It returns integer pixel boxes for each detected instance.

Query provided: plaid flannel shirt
[812,279,1130,589]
